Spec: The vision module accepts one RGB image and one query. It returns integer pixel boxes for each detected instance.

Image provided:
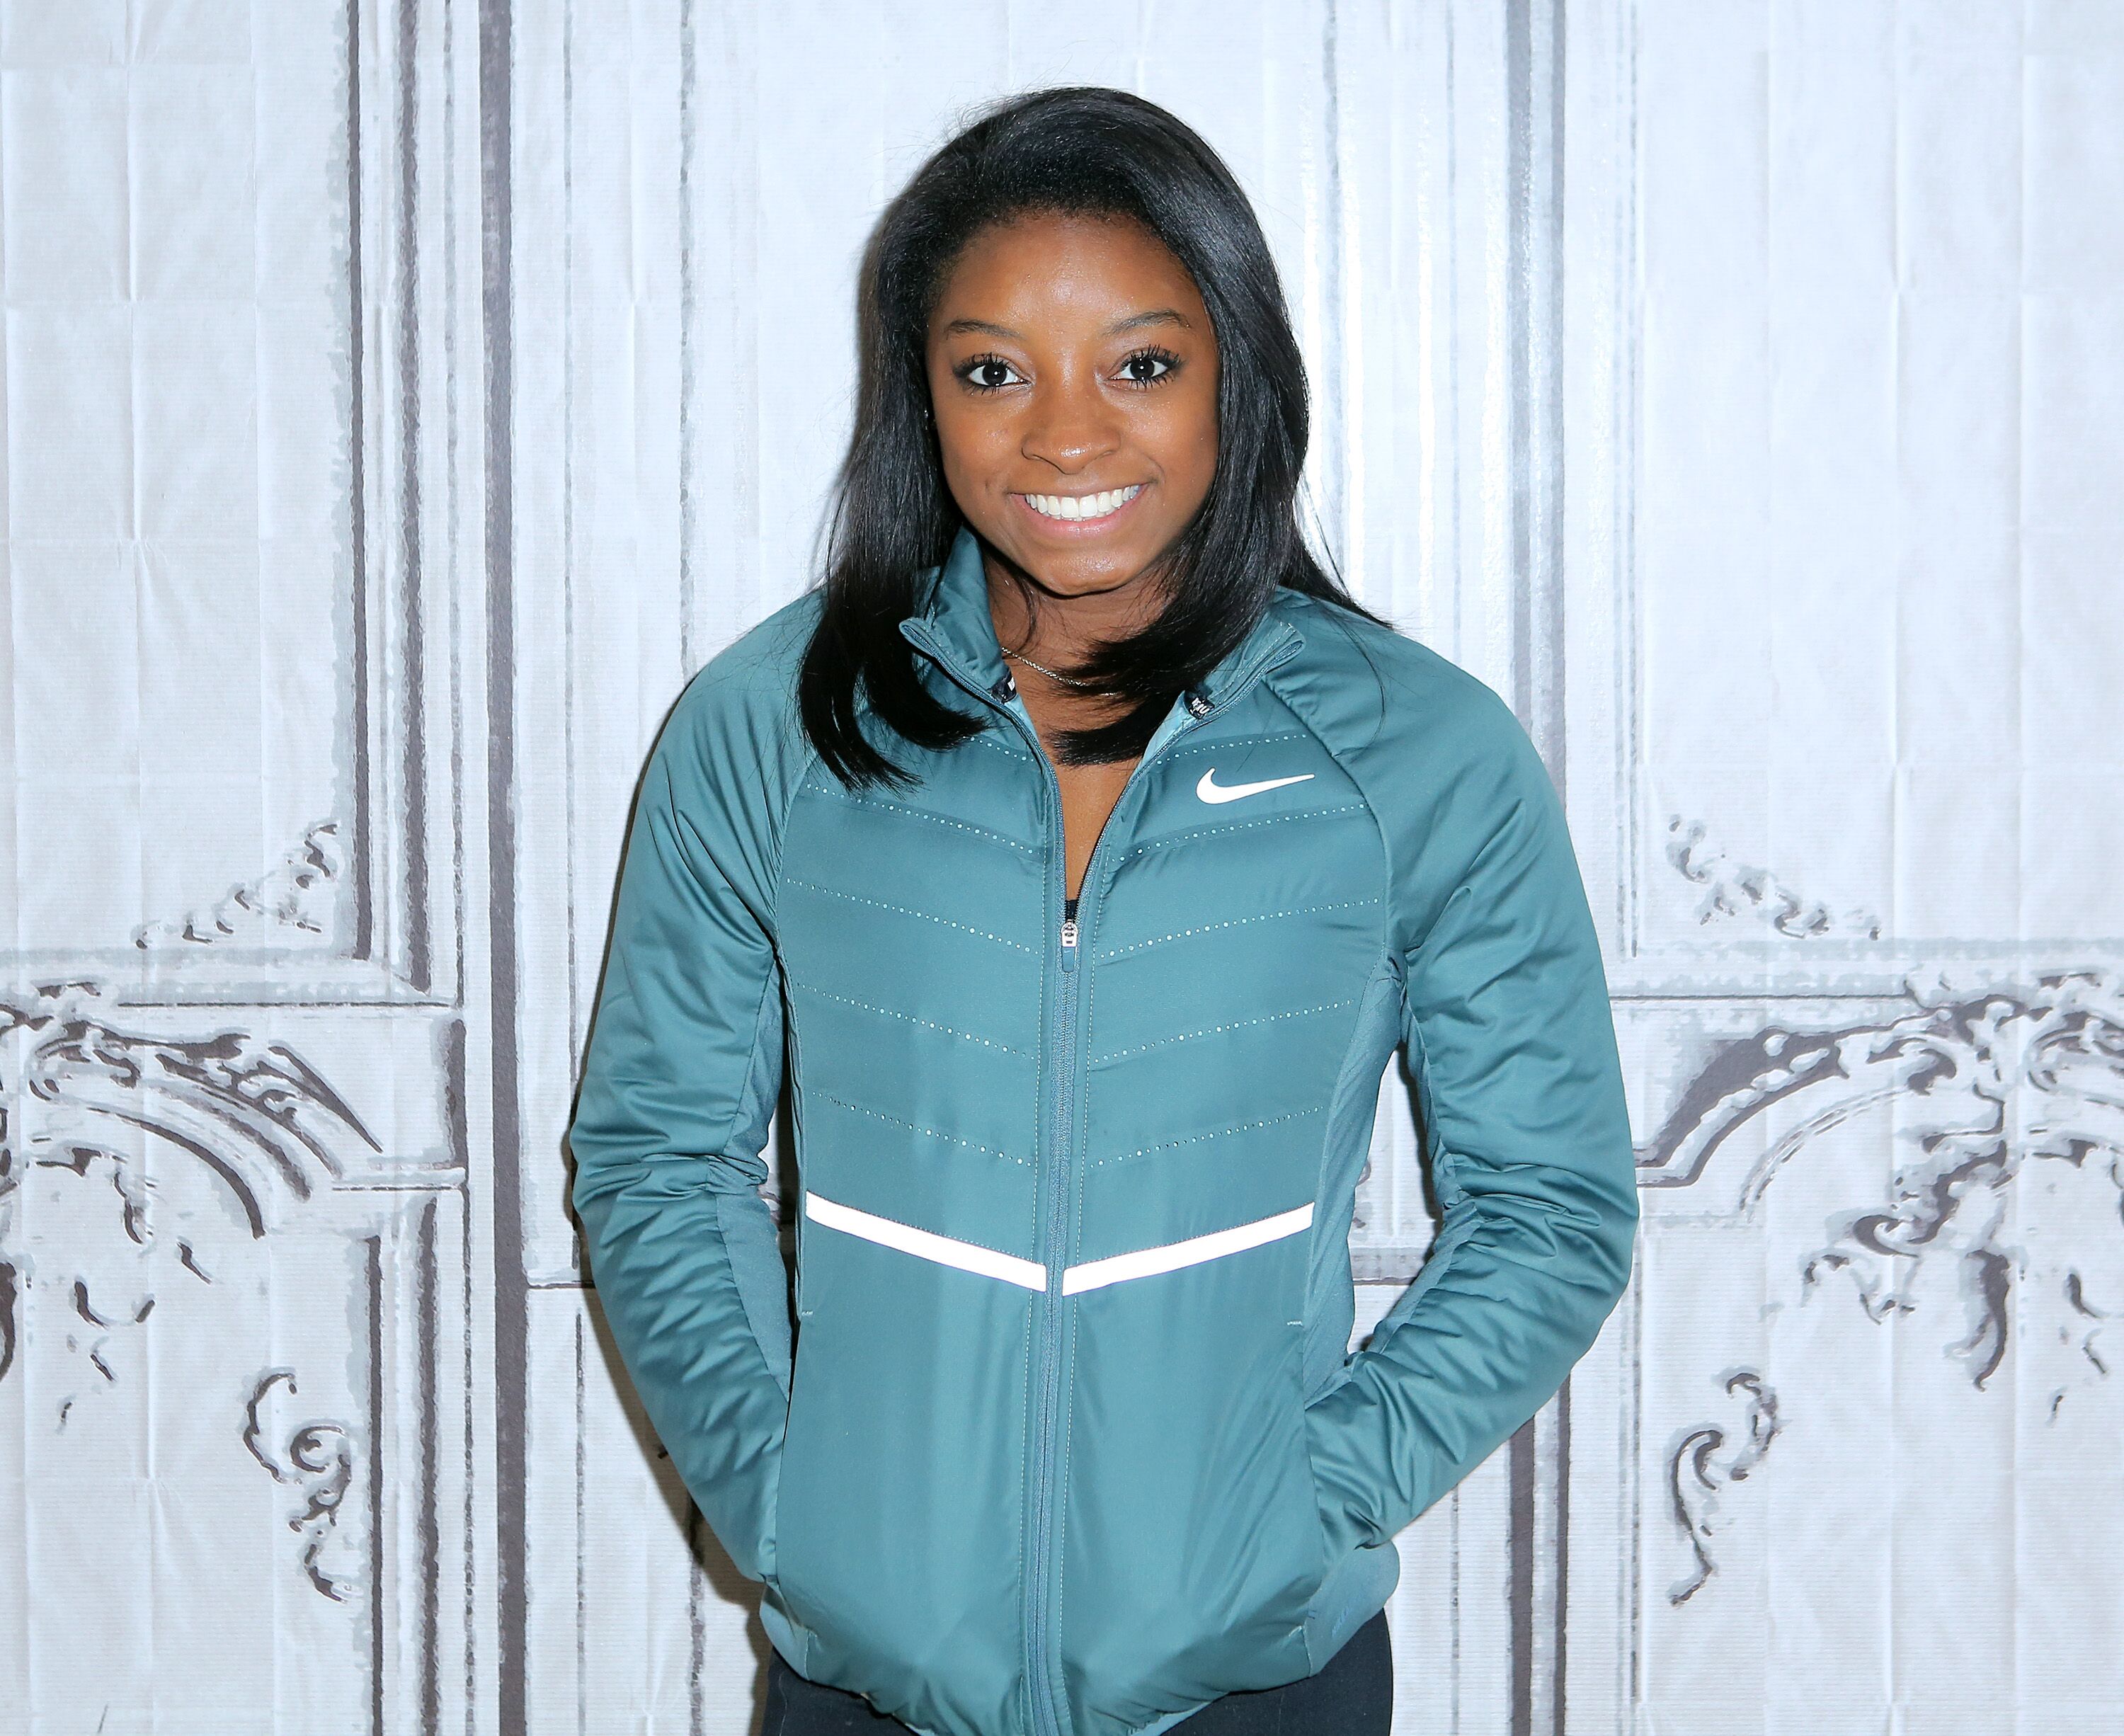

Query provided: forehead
[928,212,1203,333]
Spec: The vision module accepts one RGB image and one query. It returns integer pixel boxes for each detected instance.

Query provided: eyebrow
[937,308,1192,342]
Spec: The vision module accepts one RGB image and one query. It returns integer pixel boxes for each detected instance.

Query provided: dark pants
[760,1609,1393,1735]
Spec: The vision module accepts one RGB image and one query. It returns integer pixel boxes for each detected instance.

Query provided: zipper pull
[1060,910,1078,973]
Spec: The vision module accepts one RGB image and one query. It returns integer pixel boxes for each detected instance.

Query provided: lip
[1011,483,1148,535]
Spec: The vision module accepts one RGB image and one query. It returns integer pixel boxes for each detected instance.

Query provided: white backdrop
[4,2,2120,1732]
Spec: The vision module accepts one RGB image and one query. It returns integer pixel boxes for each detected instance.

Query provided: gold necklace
[1001,644,1098,689]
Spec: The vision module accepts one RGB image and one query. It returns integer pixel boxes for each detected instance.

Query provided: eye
[952,346,1186,396]
[955,353,1024,394]
[1118,346,1182,388]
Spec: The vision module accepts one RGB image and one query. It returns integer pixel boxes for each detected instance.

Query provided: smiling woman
[567,83,1639,1736]
[927,213,1218,590]
[923,206,1236,898]
[794,87,1393,791]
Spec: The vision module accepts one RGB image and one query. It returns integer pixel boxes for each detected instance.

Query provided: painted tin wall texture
[2,2,2116,1732]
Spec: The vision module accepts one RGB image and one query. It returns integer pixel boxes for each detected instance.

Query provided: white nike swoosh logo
[1195,767,1315,804]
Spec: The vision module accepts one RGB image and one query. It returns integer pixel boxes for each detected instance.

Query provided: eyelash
[954,345,1182,394]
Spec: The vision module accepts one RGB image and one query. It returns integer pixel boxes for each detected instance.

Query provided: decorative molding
[1793,975,2124,1397]
[244,1369,362,1603]
[1664,813,1885,940]
[1636,973,2117,1196]
[1666,1369,1781,1606]
[1643,969,2124,1412]
[4,983,381,1219]
[134,819,346,951]
[0,982,384,1426]
[7,1146,215,1422]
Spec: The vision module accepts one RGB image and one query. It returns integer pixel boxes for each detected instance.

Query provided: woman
[568,86,1638,1736]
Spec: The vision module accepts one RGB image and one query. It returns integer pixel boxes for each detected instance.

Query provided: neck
[982,549,1165,673]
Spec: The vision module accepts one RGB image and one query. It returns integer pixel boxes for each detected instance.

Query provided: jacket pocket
[772,1183,842,1634]
[1298,1381,1402,1672]
[766,1312,825,1631]
[1062,1289,1327,1714]
[764,1243,1034,1719]
[757,1407,813,1679]
[768,1296,882,1688]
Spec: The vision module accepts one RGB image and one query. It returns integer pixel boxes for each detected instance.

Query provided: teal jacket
[567,523,1638,1736]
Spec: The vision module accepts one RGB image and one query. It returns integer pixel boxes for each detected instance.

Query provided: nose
[1020,370,1122,474]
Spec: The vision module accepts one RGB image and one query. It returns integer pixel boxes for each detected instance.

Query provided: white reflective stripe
[1061,1201,1315,1297]
[803,1189,1048,1292]
[803,1191,1315,1298]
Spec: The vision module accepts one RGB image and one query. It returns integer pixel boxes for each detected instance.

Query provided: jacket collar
[897,522,1304,714]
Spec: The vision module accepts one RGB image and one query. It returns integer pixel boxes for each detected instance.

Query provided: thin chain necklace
[1001,643,1098,689]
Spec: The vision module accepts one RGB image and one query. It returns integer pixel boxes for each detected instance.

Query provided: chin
[1030,558,1153,597]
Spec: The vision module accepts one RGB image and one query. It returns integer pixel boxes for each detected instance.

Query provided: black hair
[796,84,1390,791]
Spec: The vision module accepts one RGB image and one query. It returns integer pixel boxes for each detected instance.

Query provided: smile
[1015,482,1146,527]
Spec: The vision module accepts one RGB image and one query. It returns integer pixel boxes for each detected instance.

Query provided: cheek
[1149,390,1218,477]
[927,418,983,491]
[933,404,1010,468]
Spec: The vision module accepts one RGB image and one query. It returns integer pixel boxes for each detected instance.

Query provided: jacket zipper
[1032,828,1078,1735]
[900,616,1302,1736]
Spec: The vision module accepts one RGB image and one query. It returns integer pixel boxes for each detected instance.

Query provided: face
[923,210,1221,614]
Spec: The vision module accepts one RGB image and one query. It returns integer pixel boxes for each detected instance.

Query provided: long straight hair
[797,84,1388,792]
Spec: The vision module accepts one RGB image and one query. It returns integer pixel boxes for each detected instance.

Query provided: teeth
[1024,483,1143,522]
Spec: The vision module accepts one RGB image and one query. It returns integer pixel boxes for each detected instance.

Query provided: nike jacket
[566,521,1640,1736]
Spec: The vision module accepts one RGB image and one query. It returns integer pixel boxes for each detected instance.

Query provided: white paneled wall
[3,4,2117,1733]
[1626,7,2124,1735]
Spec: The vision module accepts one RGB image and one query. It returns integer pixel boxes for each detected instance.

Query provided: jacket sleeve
[1305,697,1639,1556]
[566,665,797,1587]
